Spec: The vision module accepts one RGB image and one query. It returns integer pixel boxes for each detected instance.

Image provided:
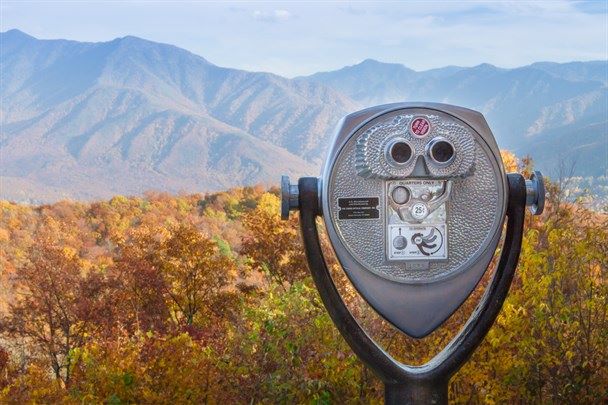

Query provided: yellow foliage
[0,364,73,404]
[0,182,605,403]
[500,150,519,172]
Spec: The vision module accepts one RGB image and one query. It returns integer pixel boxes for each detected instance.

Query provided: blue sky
[2,1,606,77]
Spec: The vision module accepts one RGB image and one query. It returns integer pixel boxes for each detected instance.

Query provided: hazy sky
[2,1,606,77]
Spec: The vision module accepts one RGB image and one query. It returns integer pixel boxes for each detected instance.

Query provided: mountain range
[1,29,606,202]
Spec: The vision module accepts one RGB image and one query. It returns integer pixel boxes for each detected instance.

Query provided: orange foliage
[0,178,605,403]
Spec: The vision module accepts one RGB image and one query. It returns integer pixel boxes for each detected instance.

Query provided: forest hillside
[0,153,606,404]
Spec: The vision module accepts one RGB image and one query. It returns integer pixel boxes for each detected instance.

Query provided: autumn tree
[62,333,232,404]
[241,193,307,287]
[450,168,608,403]
[111,226,171,334]
[0,184,606,403]
[0,235,116,386]
[160,224,238,327]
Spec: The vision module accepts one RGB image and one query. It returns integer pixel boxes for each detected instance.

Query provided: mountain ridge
[1,30,606,202]
[301,57,607,175]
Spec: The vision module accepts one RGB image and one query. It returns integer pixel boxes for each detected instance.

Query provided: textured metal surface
[329,108,504,283]
[355,113,475,179]
[319,103,508,337]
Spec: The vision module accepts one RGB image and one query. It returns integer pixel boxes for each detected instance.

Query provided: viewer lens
[390,142,413,164]
[429,140,454,164]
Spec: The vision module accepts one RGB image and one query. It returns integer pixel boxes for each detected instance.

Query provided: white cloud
[252,9,291,23]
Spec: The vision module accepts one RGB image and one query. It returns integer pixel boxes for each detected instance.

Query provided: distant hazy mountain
[1,29,354,202]
[1,30,606,202]
[302,60,607,177]
[530,61,607,84]
[302,59,419,105]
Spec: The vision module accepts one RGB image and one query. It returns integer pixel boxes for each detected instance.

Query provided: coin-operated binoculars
[281,103,545,404]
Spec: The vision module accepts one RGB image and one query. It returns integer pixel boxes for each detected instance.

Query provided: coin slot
[391,186,410,205]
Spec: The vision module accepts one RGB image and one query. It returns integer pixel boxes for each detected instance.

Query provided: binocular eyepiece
[385,137,456,169]
[281,102,544,338]
[280,103,546,402]
[426,137,455,166]
[387,140,413,165]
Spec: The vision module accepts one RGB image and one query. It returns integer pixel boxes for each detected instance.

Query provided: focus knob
[281,175,300,220]
[525,171,545,215]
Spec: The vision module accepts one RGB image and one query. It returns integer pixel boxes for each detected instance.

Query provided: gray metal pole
[385,380,448,405]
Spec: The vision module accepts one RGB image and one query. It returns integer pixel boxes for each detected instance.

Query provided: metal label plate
[338,197,379,220]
